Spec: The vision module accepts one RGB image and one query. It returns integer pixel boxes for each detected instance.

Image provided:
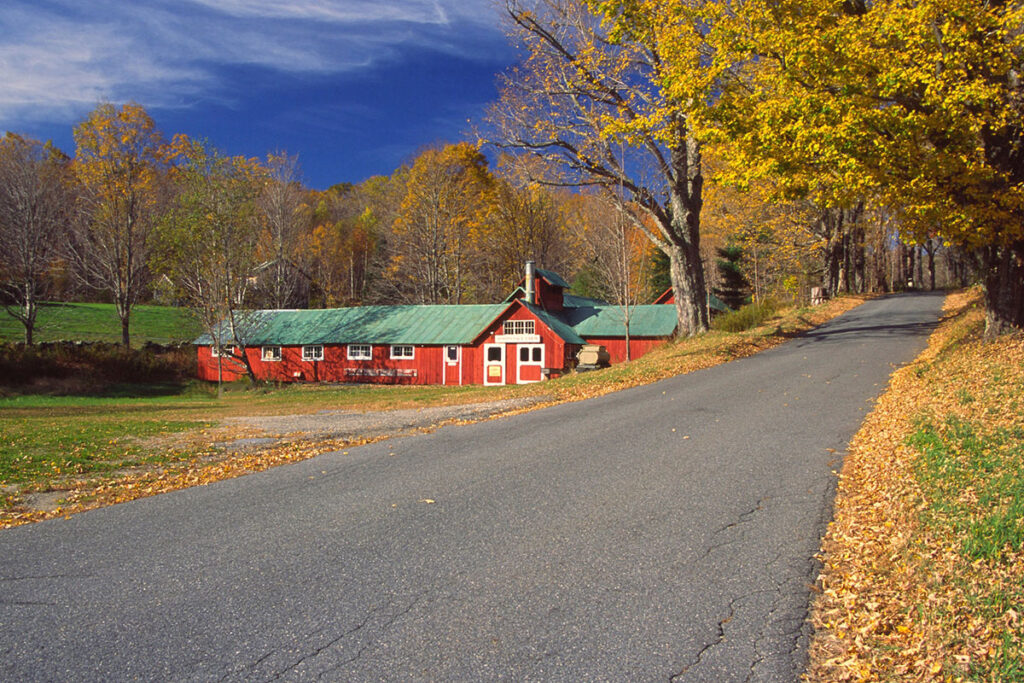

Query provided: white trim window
[302,345,324,361]
[519,344,543,364]
[347,344,372,360]
[445,345,459,364]
[503,320,535,336]
[390,345,414,359]
[210,345,235,358]
[261,346,282,362]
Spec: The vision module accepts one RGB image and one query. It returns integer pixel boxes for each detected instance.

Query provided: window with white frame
[261,346,282,361]
[503,319,535,336]
[302,345,324,361]
[519,345,543,363]
[210,345,235,358]
[390,345,414,359]
[347,344,372,360]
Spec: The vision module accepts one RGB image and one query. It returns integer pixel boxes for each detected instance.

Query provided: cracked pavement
[0,293,944,681]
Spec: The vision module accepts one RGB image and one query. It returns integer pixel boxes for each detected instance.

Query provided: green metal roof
[502,286,527,303]
[522,302,587,345]
[562,293,609,308]
[197,305,510,346]
[709,293,731,313]
[561,303,679,338]
[536,268,570,289]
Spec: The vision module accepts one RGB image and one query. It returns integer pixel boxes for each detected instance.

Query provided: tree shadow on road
[787,292,944,347]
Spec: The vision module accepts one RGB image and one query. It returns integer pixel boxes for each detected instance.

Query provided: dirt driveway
[212,397,548,449]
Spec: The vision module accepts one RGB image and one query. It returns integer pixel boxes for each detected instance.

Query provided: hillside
[0,303,202,345]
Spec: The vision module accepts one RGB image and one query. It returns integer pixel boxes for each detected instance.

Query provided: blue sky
[0,0,517,188]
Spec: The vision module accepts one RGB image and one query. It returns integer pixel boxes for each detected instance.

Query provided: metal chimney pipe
[524,260,536,305]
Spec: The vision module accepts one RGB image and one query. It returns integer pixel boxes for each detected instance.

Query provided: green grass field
[0,381,507,488]
[0,302,203,345]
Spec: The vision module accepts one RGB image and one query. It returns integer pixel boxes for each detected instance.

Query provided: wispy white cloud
[0,0,507,125]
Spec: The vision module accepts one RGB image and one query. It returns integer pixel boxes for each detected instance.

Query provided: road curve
[0,292,944,681]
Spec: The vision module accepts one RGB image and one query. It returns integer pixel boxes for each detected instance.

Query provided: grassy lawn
[0,302,203,345]
[0,389,218,486]
[0,381,523,488]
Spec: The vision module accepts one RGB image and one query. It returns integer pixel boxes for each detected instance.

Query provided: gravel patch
[217,397,546,447]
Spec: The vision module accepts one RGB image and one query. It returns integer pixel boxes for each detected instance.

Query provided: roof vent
[524,260,536,305]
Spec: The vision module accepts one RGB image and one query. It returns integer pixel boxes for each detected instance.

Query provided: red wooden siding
[468,302,579,384]
[535,279,565,311]
[583,337,668,365]
[198,344,466,385]
[197,300,605,386]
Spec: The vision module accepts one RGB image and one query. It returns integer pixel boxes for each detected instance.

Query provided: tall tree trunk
[664,132,709,336]
[852,221,866,292]
[121,314,131,348]
[926,242,937,291]
[921,245,929,288]
[216,351,224,399]
[19,281,37,345]
[982,241,1024,337]
[624,314,632,362]
[821,209,843,297]
[905,246,916,289]
[227,310,260,385]
[668,240,708,337]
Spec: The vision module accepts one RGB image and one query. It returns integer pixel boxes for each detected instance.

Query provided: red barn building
[196,264,681,385]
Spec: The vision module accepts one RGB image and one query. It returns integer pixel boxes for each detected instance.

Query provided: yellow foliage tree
[652,0,1024,335]
[491,0,731,335]
[384,143,492,304]
[70,102,169,347]
[151,136,266,391]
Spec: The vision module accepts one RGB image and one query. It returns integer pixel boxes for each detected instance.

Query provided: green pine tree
[714,246,751,310]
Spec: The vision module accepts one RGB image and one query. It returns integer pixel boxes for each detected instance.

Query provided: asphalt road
[1,292,945,682]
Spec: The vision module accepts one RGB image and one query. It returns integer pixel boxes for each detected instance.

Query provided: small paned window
[347,344,372,360]
[487,346,502,362]
[519,347,529,362]
[532,347,542,362]
[390,345,414,359]
[446,345,459,362]
[302,345,324,361]
[211,345,234,358]
[262,346,282,361]
[503,320,535,336]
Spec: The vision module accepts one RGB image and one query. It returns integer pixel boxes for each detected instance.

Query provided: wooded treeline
[3,0,1018,347]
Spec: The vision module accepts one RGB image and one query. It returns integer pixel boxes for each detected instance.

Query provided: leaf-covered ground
[807,289,1024,681]
[0,296,868,529]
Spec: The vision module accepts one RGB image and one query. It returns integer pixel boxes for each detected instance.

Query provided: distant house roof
[653,287,733,313]
[562,304,679,338]
[197,305,511,346]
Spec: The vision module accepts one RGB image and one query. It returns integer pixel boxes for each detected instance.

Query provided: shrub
[0,342,195,393]
[711,299,782,333]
